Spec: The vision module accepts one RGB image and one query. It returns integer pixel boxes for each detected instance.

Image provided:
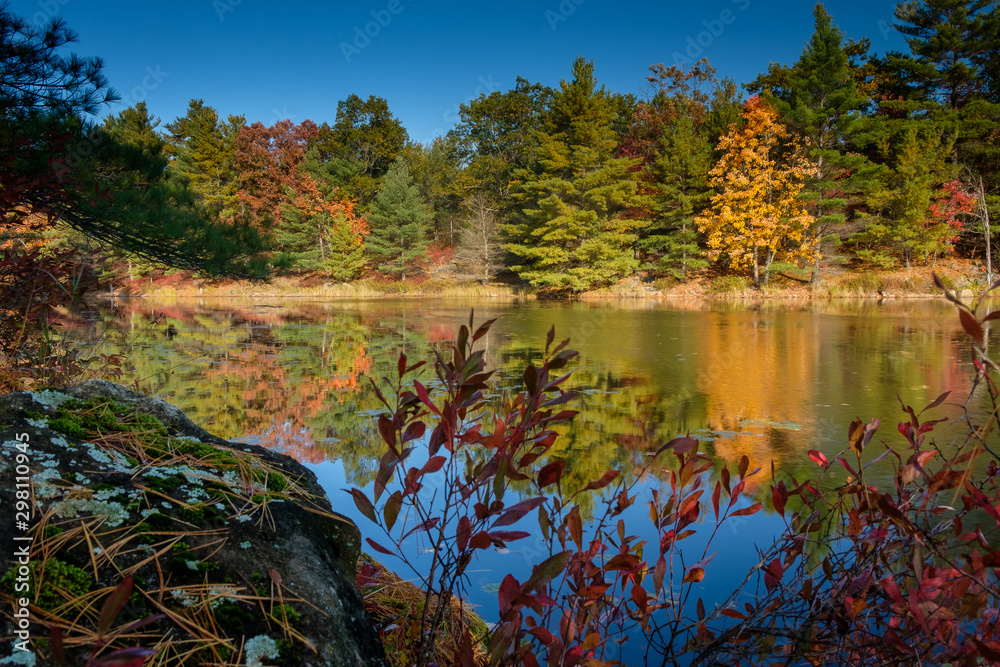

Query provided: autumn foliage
[696,97,817,288]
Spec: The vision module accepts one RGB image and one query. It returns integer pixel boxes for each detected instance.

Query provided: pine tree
[627,61,728,281]
[851,121,956,267]
[696,97,817,288]
[366,157,431,278]
[748,4,882,281]
[165,100,243,214]
[276,150,367,280]
[102,102,164,159]
[894,0,998,109]
[504,57,647,292]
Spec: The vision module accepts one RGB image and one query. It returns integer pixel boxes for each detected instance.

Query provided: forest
[3,1,998,295]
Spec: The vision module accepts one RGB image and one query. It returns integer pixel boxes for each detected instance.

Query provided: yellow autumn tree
[696,96,817,288]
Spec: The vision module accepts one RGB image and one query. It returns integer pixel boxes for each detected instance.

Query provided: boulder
[0,381,388,666]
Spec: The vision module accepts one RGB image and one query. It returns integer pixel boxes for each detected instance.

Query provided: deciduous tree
[696,97,817,288]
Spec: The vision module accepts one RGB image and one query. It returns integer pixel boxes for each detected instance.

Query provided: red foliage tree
[233,119,318,221]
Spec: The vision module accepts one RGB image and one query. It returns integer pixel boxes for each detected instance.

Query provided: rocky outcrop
[0,381,387,667]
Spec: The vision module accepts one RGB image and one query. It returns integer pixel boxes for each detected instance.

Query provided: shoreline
[104,262,989,303]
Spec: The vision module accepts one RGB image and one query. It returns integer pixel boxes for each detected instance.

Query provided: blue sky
[10,0,908,144]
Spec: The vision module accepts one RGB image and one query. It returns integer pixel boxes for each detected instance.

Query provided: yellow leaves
[697,97,818,281]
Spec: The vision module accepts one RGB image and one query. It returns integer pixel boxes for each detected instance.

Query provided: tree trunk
[752,247,760,289]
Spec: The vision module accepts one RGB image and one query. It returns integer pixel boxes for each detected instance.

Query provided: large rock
[0,381,387,667]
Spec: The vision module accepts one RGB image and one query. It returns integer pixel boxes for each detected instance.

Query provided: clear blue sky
[9,0,908,144]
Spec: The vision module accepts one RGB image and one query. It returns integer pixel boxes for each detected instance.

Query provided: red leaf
[493,497,547,527]
[719,609,746,620]
[712,481,721,521]
[729,502,763,518]
[683,567,705,583]
[490,531,530,542]
[567,506,582,550]
[419,455,446,475]
[456,516,472,552]
[378,414,396,448]
[537,460,565,488]
[98,577,133,637]
[959,308,985,343]
[631,584,648,610]
[582,470,620,492]
[348,488,377,523]
[578,584,609,600]
[498,574,521,615]
[383,491,403,531]
[365,537,395,556]
[402,421,426,444]
[87,647,156,667]
[469,531,491,550]
[771,481,788,519]
[458,628,476,667]
[655,436,697,457]
[764,558,783,592]
[604,554,640,571]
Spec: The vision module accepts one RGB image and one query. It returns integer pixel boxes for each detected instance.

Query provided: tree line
[4,0,1000,292]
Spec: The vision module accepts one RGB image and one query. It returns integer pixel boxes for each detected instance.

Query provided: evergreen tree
[0,6,269,277]
[504,57,647,292]
[626,61,730,281]
[102,102,164,159]
[165,100,243,214]
[851,121,957,267]
[275,149,367,280]
[893,0,998,109]
[403,137,462,246]
[748,4,882,281]
[366,157,431,278]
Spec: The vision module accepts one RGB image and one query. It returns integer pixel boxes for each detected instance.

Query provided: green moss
[48,417,86,439]
[42,525,64,539]
[177,506,205,523]
[144,474,185,494]
[270,604,302,625]
[141,511,174,530]
[214,602,254,635]
[1,558,93,611]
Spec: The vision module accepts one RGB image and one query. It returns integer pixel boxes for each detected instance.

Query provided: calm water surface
[70,297,988,659]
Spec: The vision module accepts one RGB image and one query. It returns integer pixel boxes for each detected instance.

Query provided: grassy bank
[120,261,988,302]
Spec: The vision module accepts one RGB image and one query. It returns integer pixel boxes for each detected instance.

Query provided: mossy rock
[0,382,387,667]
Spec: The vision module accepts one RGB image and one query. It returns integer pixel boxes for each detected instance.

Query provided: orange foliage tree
[696,97,817,288]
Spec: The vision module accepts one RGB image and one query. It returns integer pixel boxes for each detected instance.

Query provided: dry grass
[356,553,489,667]
[134,276,535,301]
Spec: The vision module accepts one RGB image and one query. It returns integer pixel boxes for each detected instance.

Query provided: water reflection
[71,298,980,497]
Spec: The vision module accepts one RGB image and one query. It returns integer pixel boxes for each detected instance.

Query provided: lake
[66,296,986,661]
